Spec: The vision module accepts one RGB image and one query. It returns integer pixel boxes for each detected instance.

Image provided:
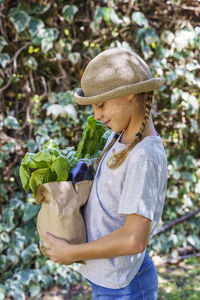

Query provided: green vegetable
[19,115,112,197]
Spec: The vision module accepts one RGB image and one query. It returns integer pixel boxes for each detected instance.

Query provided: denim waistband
[137,250,153,273]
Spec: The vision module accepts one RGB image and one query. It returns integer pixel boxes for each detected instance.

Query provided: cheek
[111,103,131,120]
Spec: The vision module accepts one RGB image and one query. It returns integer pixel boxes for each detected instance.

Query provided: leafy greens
[20,115,112,197]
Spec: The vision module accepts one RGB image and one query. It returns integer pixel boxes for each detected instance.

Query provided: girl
[45,47,168,299]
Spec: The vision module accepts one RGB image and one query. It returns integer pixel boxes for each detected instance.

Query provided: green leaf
[63,104,77,121]
[16,270,34,285]
[29,283,41,297]
[22,153,48,169]
[110,9,120,26]
[62,5,78,24]
[0,284,6,300]
[187,235,200,250]
[4,115,20,129]
[2,207,15,231]
[0,77,3,87]
[44,139,60,150]
[24,56,38,70]
[132,12,148,27]
[161,30,175,45]
[33,149,53,165]
[99,129,112,150]
[8,8,30,33]
[51,156,70,181]
[20,163,31,192]
[102,7,112,24]
[0,36,7,52]
[28,17,44,37]
[0,53,11,68]
[41,28,58,53]
[75,115,107,160]
[19,2,51,15]
[23,202,40,222]
[29,168,57,197]
[94,7,103,23]
[68,52,81,65]
[21,244,40,262]
[144,28,159,45]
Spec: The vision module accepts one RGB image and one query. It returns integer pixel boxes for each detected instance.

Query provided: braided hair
[94,91,153,170]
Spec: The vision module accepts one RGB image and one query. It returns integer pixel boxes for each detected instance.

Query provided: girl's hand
[44,232,75,265]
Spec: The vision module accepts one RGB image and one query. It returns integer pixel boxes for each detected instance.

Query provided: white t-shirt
[79,130,168,289]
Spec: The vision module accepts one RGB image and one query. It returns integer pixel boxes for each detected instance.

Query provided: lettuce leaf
[19,115,111,197]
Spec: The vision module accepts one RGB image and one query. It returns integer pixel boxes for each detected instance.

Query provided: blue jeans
[86,251,158,299]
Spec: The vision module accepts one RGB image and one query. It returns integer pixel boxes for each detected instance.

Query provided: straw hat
[74,47,164,105]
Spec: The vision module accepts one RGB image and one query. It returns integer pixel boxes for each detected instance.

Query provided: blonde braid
[107,91,153,169]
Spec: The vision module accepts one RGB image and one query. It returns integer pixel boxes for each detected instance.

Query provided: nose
[93,106,103,121]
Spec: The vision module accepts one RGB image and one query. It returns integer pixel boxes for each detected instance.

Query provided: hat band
[74,77,164,105]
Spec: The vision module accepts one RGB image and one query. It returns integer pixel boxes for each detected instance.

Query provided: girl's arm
[45,213,151,265]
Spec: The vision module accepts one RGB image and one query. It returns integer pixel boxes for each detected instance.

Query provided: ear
[127,94,135,101]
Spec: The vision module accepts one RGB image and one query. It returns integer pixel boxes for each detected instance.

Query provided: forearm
[71,226,144,262]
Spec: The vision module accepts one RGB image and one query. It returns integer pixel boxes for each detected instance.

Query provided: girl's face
[91,94,145,135]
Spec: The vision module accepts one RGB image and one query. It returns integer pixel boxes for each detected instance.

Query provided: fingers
[44,231,54,241]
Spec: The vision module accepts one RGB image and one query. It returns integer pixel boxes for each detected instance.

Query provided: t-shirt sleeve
[118,159,160,221]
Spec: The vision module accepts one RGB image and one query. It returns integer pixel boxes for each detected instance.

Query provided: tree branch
[152,208,200,237]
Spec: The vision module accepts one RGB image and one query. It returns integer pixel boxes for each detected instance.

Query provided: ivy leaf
[2,207,15,232]
[68,52,81,65]
[18,2,51,15]
[0,284,6,299]
[21,244,40,262]
[0,77,3,87]
[62,5,78,24]
[0,36,7,52]
[110,9,120,26]
[94,7,103,23]
[8,8,30,33]
[29,283,41,297]
[64,104,77,121]
[0,53,11,68]
[102,7,112,24]
[46,104,64,119]
[4,115,20,129]
[132,12,148,27]
[41,28,59,53]
[28,17,44,37]
[161,30,175,45]
[23,202,40,222]
[24,56,38,70]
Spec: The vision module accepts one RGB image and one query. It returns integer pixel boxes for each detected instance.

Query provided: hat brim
[74,77,164,105]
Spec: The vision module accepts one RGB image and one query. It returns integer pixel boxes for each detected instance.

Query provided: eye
[97,103,104,109]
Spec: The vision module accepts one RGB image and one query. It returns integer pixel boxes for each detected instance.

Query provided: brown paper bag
[35,180,93,259]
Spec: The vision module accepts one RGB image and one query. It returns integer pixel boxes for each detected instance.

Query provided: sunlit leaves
[132,12,148,27]
[161,30,175,45]
[102,7,120,26]
[46,104,77,121]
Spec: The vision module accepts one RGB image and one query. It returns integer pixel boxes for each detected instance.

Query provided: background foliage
[0,0,199,298]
